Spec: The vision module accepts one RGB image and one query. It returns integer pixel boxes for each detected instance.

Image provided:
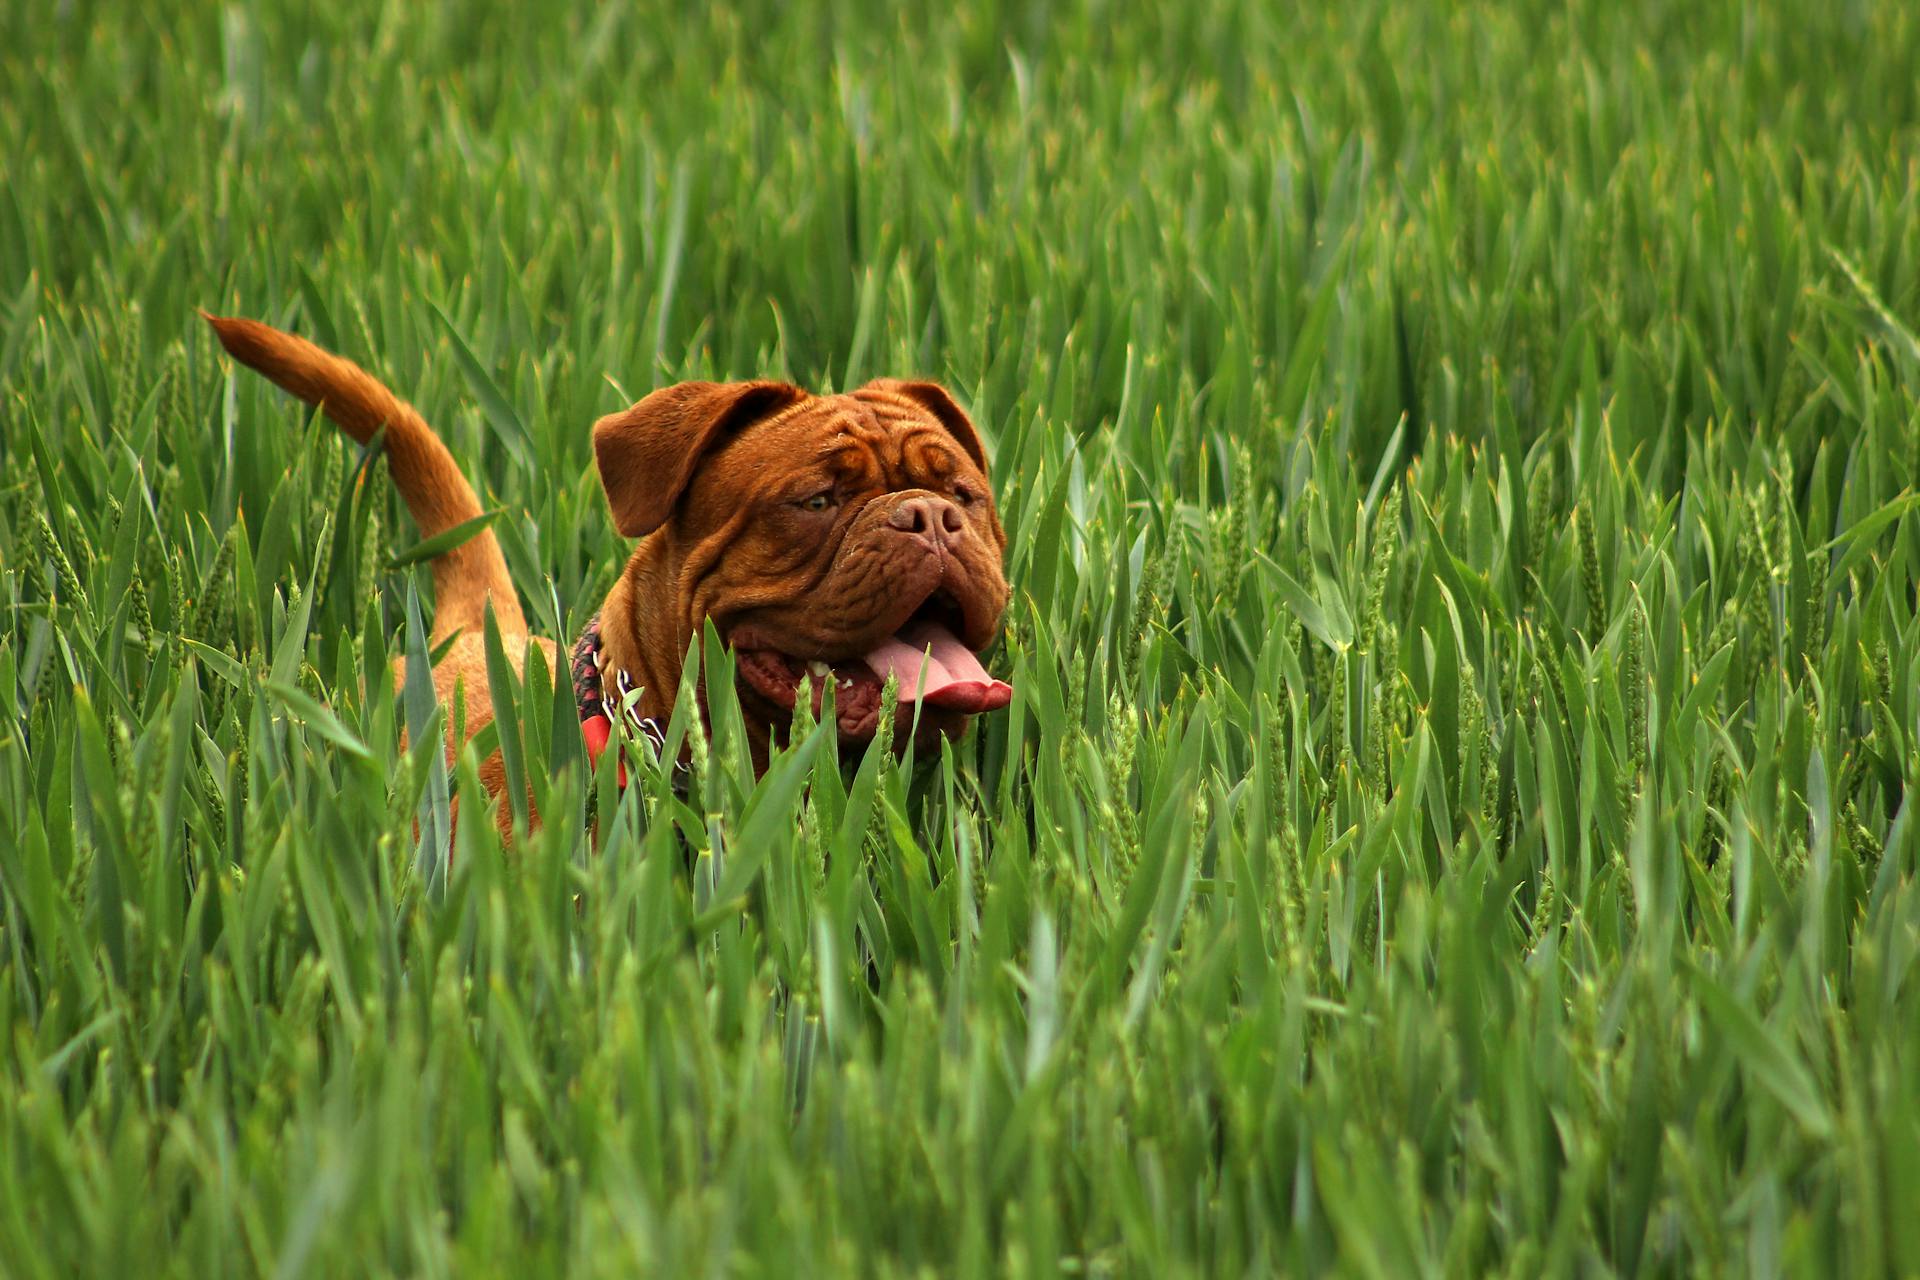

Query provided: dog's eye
[798,491,835,513]
[952,483,978,506]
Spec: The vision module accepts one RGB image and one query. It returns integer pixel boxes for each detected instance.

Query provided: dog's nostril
[890,500,929,534]
[939,505,963,534]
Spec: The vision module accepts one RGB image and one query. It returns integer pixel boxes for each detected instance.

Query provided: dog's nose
[888,495,965,548]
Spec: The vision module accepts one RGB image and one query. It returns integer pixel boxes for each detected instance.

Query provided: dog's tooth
[808,660,831,678]
[838,677,852,690]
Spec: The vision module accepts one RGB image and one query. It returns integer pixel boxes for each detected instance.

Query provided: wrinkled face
[594,378,1012,747]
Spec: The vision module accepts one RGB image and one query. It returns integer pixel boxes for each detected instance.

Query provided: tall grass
[5,0,1920,1273]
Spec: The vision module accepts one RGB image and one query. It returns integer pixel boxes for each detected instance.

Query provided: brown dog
[204,314,1012,823]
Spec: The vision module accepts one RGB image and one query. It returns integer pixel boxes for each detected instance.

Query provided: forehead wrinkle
[824,448,880,491]
[859,388,923,415]
[801,402,964,493]
[834,421,954,492]
[868,405,933,444]
[753,394,819,434]
[813,425,877,462]
[885,425,960,484]
[803,409,890,483]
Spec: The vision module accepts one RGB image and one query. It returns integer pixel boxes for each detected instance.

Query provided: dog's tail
[203,313,523,641]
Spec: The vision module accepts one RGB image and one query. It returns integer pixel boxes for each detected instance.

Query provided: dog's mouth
[733,589,1013,738]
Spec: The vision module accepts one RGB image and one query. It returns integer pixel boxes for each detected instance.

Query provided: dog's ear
[857,379,989,473]
[593,380,806,537]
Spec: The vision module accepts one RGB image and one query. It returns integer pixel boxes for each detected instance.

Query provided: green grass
[5,0,1920,1273]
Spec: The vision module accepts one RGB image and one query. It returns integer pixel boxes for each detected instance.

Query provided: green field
[5,0,1920,1273]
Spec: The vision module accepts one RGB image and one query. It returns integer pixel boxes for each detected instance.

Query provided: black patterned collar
[571,612,674,789]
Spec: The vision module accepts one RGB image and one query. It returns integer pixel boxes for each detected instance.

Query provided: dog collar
[571,612,675,790]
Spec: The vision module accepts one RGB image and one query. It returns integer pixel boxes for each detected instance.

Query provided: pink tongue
[862,621,1014,713]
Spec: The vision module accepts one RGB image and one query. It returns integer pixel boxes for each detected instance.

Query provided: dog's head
[593,377,1012,748]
